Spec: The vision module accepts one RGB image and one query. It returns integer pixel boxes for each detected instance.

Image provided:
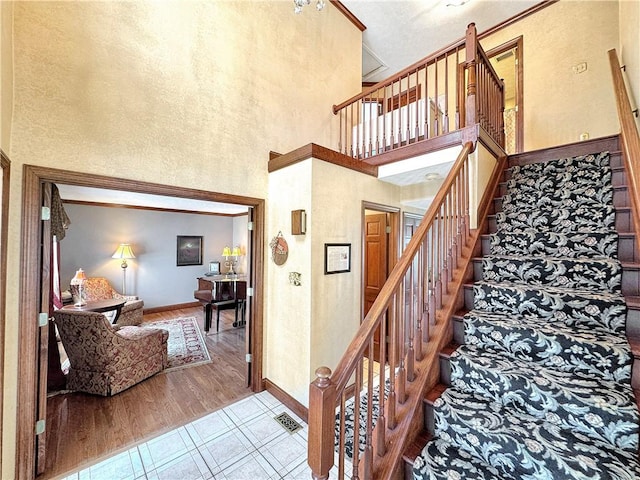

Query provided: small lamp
[71,268,87,306]
[112,243,135,295]
[222,245,241,275]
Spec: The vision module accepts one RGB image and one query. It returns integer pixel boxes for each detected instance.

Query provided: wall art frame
[324,243,351,274]
[176,235,203,266]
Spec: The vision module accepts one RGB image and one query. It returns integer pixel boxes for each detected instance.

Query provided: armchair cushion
[53,310,168,396]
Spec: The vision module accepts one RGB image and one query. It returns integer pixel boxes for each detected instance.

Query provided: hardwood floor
[42,306,251,479]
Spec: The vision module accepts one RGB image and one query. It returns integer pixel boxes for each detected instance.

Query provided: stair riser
[503,152,622,181]
[497,166,624,195]
[488,208,632,233]
[474,258,638,296]
[481,233,640,263]
[493,187,628,213]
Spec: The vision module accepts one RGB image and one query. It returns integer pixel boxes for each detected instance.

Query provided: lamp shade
[222,246,232,257]
[71,268,87,284]
[231,246,242,257]
[112,244,135,260]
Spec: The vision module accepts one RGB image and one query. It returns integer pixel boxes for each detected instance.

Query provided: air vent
[274,412,303,434]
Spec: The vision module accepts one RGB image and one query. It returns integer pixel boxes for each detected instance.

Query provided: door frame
[361,202,400,323]
[16,165,265,480]
[0,150,10,463]
[486,36,524,154]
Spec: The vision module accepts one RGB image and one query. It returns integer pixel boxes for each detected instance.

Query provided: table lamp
[71,268,87,306]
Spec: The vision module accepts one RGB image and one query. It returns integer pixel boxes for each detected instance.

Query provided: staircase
[410,138,640,479]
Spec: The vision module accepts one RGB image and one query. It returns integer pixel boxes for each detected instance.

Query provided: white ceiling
[341,0,540,82]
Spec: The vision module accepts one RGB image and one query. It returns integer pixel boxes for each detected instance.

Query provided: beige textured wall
[481,1,619,150]
[2,1,361,476]
[266,157,401,405]
[619,0,640,132]
[308,160,399,403]
[1,1,13,150]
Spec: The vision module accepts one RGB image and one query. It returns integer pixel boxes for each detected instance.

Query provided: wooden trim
[478,1,558,40]
[61,199,248,217]
[485,36,524,153]
[269,151,282,161]
[386,84,421,111]
[477,125,507,159]
[143,302,201,315]
[268,143,378,176]
[263,378,309,422]
[329,1,366,31]
[609,49,640,253]
[0,149,9,466]
[17,165,266,480]
[508,134,620,166]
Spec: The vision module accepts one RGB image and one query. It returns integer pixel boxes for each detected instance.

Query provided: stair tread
[431,388,640,479]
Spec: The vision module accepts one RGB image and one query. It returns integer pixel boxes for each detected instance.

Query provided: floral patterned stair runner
[414,151,640,480]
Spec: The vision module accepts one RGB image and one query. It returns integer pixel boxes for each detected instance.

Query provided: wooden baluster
[363,344,374,480]
[308,366,336,480]
[387,303,397,429]
[424,63,430,138]
[356,99,362,160]
[414,68,420,141]
[434,56,439,136]
[465,158,471,237]
[435,208,443,310]
[441,201,449,293]
[455,47,460,130]
[389,82,395,151]
[404,74,410,145]
[338,108,343,154]
[395,294,407,404]
[456,173,463,256]
[376,315,387,456]
[451,182,458,271]
[429,225,437,324]
[443,53,449,133]
[406,264,415,382]
[447,194,453,284]
[338,390,347,479]
[352,361,363,480]
[415,242,424,360]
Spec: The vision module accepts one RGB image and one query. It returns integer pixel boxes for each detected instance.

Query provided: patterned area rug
[145,317,212,372]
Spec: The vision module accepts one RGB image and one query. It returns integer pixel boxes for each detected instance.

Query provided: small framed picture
[176,235,203,266]
[209,261,220,274]
[324,243,351,274]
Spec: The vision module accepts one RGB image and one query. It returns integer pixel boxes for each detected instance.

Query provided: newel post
[308,366,336,480]
[465,23,478,127]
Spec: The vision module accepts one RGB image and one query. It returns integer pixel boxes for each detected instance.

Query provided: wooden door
[364,213,388,361]
[36,183,53,474]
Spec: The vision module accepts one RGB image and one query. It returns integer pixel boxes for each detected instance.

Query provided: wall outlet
[572,62,587,74]
[580,132,590,141]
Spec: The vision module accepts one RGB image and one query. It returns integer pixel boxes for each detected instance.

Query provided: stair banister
[308,141,475,480]
[609,49,640,251]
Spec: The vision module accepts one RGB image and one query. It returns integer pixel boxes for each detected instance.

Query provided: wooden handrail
[608,49,640,250]
[308,141,475,479]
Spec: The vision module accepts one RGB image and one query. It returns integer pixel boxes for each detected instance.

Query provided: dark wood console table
[194,275,246,333]
[60,298,127,324]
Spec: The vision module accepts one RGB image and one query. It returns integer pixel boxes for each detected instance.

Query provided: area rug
[144,317,212,372]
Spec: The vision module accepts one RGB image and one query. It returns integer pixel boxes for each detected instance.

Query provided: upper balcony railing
[333,23,504,162]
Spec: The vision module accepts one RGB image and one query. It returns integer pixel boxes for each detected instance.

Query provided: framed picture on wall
[324,243,351,274]
[176,235,203,266]
[209,261,220,274]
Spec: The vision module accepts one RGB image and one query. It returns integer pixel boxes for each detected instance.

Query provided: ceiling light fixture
[294,0,325,14]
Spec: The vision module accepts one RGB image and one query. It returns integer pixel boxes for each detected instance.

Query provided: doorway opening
[487,36,524,154]
[16,165,265,480]
[362,203,400,362]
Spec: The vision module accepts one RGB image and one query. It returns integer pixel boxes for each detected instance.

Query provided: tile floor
[58,391,351,480]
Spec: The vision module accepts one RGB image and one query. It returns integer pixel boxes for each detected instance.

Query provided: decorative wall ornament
[270,231,289,266]
[289,272,302,286]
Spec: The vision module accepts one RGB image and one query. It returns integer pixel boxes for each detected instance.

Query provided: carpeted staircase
[413,149,640,479]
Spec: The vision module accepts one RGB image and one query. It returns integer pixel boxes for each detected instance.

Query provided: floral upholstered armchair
[53,310,168,396]
[70,277,144,326]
